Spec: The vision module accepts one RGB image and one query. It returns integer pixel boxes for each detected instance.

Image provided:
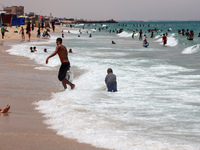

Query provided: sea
[7,21,200,150]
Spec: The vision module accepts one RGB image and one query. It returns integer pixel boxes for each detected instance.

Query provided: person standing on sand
[37,27,41,38]
[19,26,25,40]
[26,21,31,41]
[46,38,75,90]
[51,21,55,32]
[32,23,34,31]
[1,26,5,39]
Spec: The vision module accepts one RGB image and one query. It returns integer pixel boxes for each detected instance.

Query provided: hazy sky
[1,0,200,21]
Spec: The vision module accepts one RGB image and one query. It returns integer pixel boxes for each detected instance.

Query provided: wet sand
[0,40,109,149]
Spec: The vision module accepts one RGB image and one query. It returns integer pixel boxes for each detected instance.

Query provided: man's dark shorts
[58,62,70,81]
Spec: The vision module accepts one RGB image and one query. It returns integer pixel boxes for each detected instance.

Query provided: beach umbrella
[18,15,24,18]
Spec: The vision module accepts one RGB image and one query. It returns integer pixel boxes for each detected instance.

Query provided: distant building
[28,12,35,17]
[3,6,24,16]
[0,11,6,14]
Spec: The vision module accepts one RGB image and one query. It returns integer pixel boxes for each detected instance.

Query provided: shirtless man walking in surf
[46,38,75,90]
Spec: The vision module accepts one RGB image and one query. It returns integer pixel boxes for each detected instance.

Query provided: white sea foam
[182,44,199,54]
[6,39,60,68]
[117,31,132,38]
[155,33,178,47]
[91,29,97,32]
[34,66,56,71]
[167,33,179,47]
[34,56,200,149]
[35,46,200,150]
[154,34,162,39]
[7,28,200,150]
[75,23,85,26]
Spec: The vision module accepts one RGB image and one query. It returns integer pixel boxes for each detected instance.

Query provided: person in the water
[105,68,117,92]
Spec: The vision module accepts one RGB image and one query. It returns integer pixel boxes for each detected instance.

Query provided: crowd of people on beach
[0,20,54,41]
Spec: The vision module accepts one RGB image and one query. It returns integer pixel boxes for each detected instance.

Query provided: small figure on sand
[37,27,41,38]
[19,27,25,40]
[1,26,5,39]
[51,21,55,32]
[0,105,10,113]
[26,21,31,41]
[105,68,117,92]
[46,38,75,90]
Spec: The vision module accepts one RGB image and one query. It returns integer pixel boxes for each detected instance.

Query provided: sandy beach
[0,26,109,150]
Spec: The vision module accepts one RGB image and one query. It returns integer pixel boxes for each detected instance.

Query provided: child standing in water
[162,34,167,46]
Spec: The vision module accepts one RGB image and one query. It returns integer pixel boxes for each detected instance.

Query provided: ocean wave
[74,23,85,27]
[34,66,56,71]
[182,44,200,54]
[117,31,132,38]
[6,41,60,68]
[155,33,178,47]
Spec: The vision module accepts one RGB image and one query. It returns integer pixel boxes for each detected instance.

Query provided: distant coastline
[59,19,118,24]
[58,19,200,25]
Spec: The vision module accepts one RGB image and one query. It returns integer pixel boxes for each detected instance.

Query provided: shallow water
[7,21,200,150]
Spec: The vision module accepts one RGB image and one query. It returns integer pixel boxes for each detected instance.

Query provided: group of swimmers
[64,22,200,49]
[30,46,73,53]
[178,29,194,40]
[30,46,47,53]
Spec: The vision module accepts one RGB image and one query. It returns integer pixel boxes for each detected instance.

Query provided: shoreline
[0,27,109,150]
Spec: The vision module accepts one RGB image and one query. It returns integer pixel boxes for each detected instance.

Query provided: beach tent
[1,14,12,26]
[17,18,25,26]
[5,14,12,26]
[18,15,24,18]
[12,14,18,26]
[1,13,5,25]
